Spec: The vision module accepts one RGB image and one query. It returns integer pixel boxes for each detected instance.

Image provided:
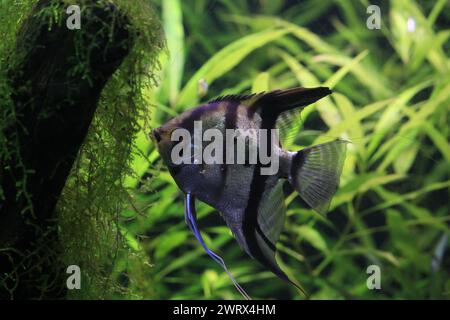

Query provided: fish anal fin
[257,180,286,251]
[252,227,307,296]
[228,178,304,293]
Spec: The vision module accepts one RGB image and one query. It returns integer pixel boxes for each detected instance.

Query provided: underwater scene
[0,0,449,301]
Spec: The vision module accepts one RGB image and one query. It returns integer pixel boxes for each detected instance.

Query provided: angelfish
[151,87,347,299]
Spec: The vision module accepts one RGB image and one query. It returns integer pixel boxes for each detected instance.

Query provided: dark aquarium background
[0,0,449,299]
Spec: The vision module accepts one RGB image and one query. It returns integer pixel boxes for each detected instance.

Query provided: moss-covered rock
[0,0,164,299]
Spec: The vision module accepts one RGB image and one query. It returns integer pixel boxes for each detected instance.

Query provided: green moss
[0,0,164,298]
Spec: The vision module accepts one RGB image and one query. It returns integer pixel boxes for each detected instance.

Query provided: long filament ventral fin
[184,193,251,300]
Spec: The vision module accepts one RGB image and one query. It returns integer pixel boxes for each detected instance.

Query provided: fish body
[152,87,347,297]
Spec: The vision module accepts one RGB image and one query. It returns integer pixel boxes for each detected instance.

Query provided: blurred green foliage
[113,0,450,299]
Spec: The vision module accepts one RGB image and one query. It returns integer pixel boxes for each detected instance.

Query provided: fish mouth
[150,127,162,143]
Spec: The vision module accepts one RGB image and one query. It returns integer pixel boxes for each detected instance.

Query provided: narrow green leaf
[162,0,185,106]
[422,122,450,162]
[296,225,328,253]
[251,72,270,92]
[178,28,290,108]
[323,50,369,89]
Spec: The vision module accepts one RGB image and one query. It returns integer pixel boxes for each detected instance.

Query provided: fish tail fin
[288,140,348,214]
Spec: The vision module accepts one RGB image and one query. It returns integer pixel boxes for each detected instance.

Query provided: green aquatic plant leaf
[162,0,184,106]
[177,28,290,108]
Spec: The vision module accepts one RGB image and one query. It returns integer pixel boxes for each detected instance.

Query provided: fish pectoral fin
[184,193,251,300]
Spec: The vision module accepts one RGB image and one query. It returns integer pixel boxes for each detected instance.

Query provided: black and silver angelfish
[151,87,347,299]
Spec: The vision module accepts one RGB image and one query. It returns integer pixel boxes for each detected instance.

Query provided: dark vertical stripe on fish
[242,113,279,272]
[255,223,277,251]
[243,164,279,272]
[224,101,238,129]
[179,103,220,131]
[220,101,239,190]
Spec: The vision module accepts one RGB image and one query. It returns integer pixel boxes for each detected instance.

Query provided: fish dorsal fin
[208,93,258,104]
[247,87,332,129]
